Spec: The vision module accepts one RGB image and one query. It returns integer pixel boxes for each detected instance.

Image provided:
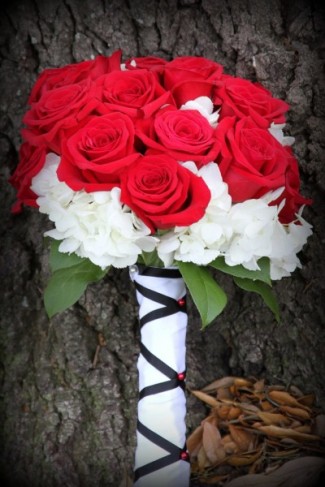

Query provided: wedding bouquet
[9,50,312,486]
[10,49,312,324]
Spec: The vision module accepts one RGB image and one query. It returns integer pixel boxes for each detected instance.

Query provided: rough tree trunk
[0,1,324,486]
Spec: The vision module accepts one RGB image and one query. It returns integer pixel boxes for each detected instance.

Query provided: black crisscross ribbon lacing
[133,265,190,483]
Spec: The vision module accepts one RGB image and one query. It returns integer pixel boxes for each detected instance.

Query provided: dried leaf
[216,405,231,419]
[225,456,325,487]
[202,414,218,428]
[297,393,316,407]
[228,407,242,420]
[187,424,203,457]
[221,434,232,443]
[216,446,227,462]
[202,421,222,464]
[260,400,273,411]
[268,390,310,411]
[202,376,235,392]
[293,425,312,434]
[254,379,265,392]
[221,435,239,454]
[258,411,290,426]
[197,445,209,469]
[269,448,300,458]
[280,438,300,446]
[290,420,302,429]
[191,390,219,408]
[256,424,320,442]
[224,441,239,455]
[280,405,311,420]
[234,378,253,388]
[229,424,255,451]
[227,448,262,467]
[217,387,233,400]
[237,402,260,414]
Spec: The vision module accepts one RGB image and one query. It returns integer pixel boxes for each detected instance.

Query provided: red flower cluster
[10,50,310,229]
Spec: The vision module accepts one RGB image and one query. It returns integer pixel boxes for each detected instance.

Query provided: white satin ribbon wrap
[130,266,190,487]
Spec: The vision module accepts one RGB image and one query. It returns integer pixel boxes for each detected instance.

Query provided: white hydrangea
[268,123,295,146]
[31,153,157,269]
[32,154,312,281]
[224,189,312,279]
[225,196,279,271]
[269,210,313,279]
[181,96,220,127]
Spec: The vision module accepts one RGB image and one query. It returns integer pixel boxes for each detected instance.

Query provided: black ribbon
[137,265,182,279]
[134,421,188,482]
[133,266,190,483]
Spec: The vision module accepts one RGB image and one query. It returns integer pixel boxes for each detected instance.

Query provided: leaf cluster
[44,240,108,317]
[44,241,279,324]
[178,257,279,328]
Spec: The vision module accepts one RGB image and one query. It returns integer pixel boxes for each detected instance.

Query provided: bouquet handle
[130,265,190,487]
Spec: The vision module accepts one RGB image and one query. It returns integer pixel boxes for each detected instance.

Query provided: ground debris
[188,376,325,485]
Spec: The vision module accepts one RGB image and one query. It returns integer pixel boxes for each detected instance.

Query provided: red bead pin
[180,451,189,461]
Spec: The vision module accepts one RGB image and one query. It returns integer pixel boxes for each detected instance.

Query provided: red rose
[96,69,173,118]
[270,148,312,223]
[215,75,289,127]
[124,55,167,73]
[9,142,47,213]
[28,50,122,104]
[218,117,310,222]
[22,79,99,153]
[136,106,221,166]
[120,154,211,232]
[163,56,223,90]
[57,112,140,192]
[162,56,223,107]
[171,80,220,108]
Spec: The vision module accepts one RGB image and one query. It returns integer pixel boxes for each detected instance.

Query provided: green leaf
[233,276,280,322]
[178,262,227,328]
[210,257,271,285]
[49,239,84,271]
[44,259,107,318]
[140,250,164,268]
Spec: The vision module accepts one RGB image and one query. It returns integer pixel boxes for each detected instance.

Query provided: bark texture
[0,1,324,486]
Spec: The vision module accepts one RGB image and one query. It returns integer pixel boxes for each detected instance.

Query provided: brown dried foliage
[188,376,325,485]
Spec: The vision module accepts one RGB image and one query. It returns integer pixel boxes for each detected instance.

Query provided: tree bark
[0,0,324,486]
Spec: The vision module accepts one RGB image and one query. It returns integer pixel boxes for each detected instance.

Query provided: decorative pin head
[180,451,189,461]
[129,265,138,280]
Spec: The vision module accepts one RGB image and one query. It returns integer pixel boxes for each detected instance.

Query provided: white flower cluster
[32,151,312,280]
[31,153,157,268]
[156,163,312,280]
